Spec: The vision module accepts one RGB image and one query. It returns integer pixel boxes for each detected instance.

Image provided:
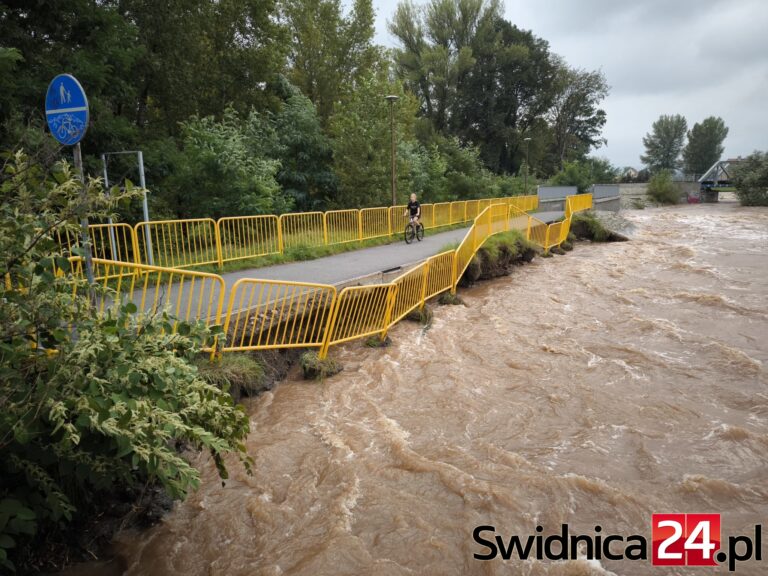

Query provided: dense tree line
[640,113,729,176]
[0,0,611,221]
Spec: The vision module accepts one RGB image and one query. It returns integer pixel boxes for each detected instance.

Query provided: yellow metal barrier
[360,207,390,239]
[508,207,530,232]
[389,205,409,234]
[83,258,225,346]
[565,193,593,218]
[546,220,566,250]
[71,189,583,360]
[423,250,455,300]
[320,284,397,356]
[465,200,479,220]
[390,262,428,324]
[420,203,435,229]
[450,201,467,224]
[325,209,361,245]
[135,218,221,269]
[222,279,337,352]
[280,211,325,251]
[56,223,138,278]
[509,194,539,212]
[527,214,548,248]
[218,215,280,263]
[433,202,451,228]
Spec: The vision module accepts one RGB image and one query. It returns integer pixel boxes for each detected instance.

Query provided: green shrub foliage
[0,151,250,571]
[646,170,680,204]
[733,151,768,206]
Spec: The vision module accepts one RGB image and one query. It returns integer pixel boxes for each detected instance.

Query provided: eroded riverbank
[74,203,768,575]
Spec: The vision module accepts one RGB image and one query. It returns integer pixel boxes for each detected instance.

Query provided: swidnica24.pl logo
[473,513,762,571]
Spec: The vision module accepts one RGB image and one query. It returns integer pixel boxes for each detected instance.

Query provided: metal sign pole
[73,143,95,285]
[137,150,154,265]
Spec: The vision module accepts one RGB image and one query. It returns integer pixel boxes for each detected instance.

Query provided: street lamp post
[523,137,532,194]
[385,95,399,206]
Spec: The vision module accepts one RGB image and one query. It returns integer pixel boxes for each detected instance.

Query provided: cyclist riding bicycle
[405,193,421,224]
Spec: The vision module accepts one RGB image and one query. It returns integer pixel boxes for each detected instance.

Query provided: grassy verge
[459,230,537,285]
[571,212,616,242]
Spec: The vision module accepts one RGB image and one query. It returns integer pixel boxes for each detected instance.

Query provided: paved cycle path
[222,226,470,287]
[221,210,564,287]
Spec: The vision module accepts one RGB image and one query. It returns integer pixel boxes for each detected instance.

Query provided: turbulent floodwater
[82,203,768,575]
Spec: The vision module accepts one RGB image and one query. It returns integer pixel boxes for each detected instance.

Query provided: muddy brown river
[75,203,768,575]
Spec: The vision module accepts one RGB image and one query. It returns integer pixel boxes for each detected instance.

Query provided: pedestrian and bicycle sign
[45,74,89,145]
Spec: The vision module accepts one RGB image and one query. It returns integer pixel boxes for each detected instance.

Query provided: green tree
[585,156,618,184]
[682,116,729,176]
[270,81,337,210]
[451,19,558,174]
[547,64,609,169]
[122,0,287,133]
[647,170,680,204]
[549,161,593,194]
[282,0,377,122]
[166,108,287,218]
[389,0,501,132]
[733,151,768,206]
[328,66,420,207]
[0,0,144,161]
[640,114,688,173]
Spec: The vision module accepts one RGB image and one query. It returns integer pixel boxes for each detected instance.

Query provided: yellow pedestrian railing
[279,211,325,250]
[509,195,539,212]
[218,215,281,263]
[135,218,221,269]
[57,193,594,360]
[56,223,139,278]
[222,279,337,352]
[450,201,467,224]
[527,214,550,248]
[360,207,390,240]
[419,203,435,229]
[325,209,360,245]
[566,193,593,219]
[320,284,397,357]
[56,194,542,272]
[68,258,226,351]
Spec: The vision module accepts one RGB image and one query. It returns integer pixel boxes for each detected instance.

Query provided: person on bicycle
[405,193,421,225]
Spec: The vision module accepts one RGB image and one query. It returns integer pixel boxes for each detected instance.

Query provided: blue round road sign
[45,74,89,145]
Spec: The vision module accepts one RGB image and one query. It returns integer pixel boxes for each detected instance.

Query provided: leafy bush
[733,151,768,206]
[646,170,680,204]
[0,150,250,571]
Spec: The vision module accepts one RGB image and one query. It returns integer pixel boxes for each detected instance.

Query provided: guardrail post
[545,225,551,251]
[358,210,363,241]
[419,259,431,309]
[130,225,141,265]
[277,215,284,253]
[450,251,458,294]
[322,212,329,245]
[214,220,224,268]
[526,216,532,241]
[318,291,340,359]
[387,208,392,237]
[380,284,398,340]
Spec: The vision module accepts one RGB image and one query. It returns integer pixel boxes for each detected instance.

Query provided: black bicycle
[404,217,424,244]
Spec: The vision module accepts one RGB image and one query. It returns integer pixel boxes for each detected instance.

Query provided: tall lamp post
[385,95,399,206]
[523,137,532,194]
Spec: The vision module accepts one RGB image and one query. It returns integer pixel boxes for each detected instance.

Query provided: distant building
[621,167,639,182]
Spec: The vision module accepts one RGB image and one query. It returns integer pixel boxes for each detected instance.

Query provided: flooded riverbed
[100,203,768,575]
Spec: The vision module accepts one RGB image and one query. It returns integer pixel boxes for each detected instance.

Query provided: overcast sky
[371,0,768,168]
